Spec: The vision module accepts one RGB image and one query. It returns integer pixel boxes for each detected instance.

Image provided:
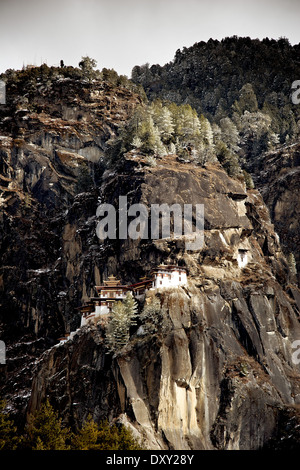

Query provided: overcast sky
[1,0,299,77]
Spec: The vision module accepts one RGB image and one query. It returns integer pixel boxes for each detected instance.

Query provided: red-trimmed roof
[95,285,130,290]
[151,265,187,272]
[130,279,153,288]
[90,297,121,301]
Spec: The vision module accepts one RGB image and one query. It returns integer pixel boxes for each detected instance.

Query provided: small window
[160,281,162,285]
[238,249,247,260]
[179,276,181,281]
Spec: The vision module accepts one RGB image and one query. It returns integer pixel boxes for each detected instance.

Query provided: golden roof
[103,275,121,286]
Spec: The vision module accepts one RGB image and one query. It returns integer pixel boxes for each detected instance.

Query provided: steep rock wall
[1,75,300,448]
[0,79,141,419]
[27,154,300,450]
[28,276,300,449]
[253,142,300,286]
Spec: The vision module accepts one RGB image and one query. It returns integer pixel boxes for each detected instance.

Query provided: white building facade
[151,265,187,289]
[78,265,188,328]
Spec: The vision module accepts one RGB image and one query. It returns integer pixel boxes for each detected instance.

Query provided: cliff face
[253,142,300,286]
[1,76,300,450]
[0,78,142,417]
[27,153,300,450]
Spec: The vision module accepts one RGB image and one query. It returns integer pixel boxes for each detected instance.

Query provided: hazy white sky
[0,0,299,77]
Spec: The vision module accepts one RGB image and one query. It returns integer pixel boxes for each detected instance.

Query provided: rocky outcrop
[253,142,300,286]
[0,78,141,422]
[27,153,300,450]
[1,74,300,449]
[28,272,300,449]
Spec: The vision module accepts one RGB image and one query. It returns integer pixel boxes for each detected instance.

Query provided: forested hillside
[131,36,300,166]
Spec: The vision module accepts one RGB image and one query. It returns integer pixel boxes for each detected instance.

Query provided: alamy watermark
[291,80,300,105]
[0,341,6,364]
[0,80,6,105]
[96,196,204,251]
[292,340,300,365]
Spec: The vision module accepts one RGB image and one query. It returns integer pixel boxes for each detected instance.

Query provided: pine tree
[199,114,213,147]
[140,116,157,154]
[108,423,144,450]
[122,292,138,326]
[0,400,21,450]
[25,400,71,450]
[215,141,241,178]
[78,56,97,81]
[238,110,272,139]
[176,104,201,142]
[153,125,167,156]
[219,117,240,153]
[97,420,145,450]
[106,301,130,352]
[100,67,119,84]
[238,110,277,156]
[131,135,143,149]
[105,294,138,353]
[243,170,255,189]
[71,417,144,450]
[71,415,101,450]
[153,105,174,143]
[140,295,169,335]
[232,83,259,115]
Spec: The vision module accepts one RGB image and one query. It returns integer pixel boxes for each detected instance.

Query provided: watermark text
[292,340,300,365]
[291,80,300,105]
[0,80,6,105]
[96,196,204,251]
[0,341,6,364]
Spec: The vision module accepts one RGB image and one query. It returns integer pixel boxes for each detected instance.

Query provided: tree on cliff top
[139,294,169,336]
[105,293,138,353]
[78,56,98,81]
